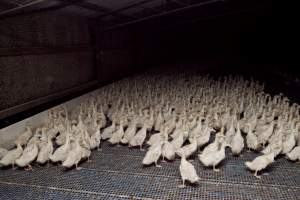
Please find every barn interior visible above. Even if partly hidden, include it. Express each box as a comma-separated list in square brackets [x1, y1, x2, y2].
[0, 0, 299, 199]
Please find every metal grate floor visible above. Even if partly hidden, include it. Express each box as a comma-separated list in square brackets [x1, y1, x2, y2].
[0, 142, 300, 200]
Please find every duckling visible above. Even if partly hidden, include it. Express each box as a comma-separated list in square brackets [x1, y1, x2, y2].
[176, 137, 197, 159]
[0, 143, 23, 169]
[142, 141, 162, 167]
[286, 146, 300, 161]
[89, 125, 101, 150]
[101, 121, 116, 140]
[245, 151, 275, 179]
[62, 137, 83, 170]
[230, 123, 244, 156]
[14, 126, 33, 146]
[50, 133, 71, 163]
[121, 119, 137, 144]
[15, 136, 39, 170]
[37, 133, 54, 165]
[129, 124, 147, 150]
[109, 121, 125, 145]
[199, 141, 226, 172]
[0, 148, 8, 160]
[225, 119, 236, 146]
[282, 132, 296, 154]
[178, 153, 200, 188]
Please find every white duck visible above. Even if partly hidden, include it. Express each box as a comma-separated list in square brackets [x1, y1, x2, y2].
[0, 148, 8, 160]
[62, 137, 83, 170]
[14, 126, 33, 146]
[162, 140, 175, 161]
[282, 132, 296, 154]
[178, 153, 200, 188]
[170, 131, 185, 151]
[89, 125, 101, 150]
[129, 124, 147, 150]
[199, 141, 226, 172]
[257, 121, 275, 147]
[15, 136, 39, 170]
[286, 146, 300, 161]
[109, 121, 125, 145]
[246, 124, 261, 151]
[230, 123, 244, 156]
[0, 143, 23, 169]
[101, 121, 116, 140]
[147, 132, 162, 146]
[196, 125, 214, 148]
[50, 133, 71, 163]
[176, 137, 197, 159]
[121, 119, 137, 144]
[142, 141, 162, 167]
[36, 134, 54, 165]
[245, 151, 275, 179]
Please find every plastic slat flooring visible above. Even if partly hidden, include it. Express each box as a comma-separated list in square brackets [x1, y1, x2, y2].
[0, 142, 300, 200]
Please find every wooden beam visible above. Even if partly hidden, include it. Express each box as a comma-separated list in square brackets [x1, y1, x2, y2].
[0, 45, 93, 57]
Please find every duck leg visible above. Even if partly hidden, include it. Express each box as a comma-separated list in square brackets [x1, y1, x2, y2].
[254, 170, 261, 179]
[213, 165, 220, 172]
[25, 164, 33, 171]
[140, 145, 145, 151]
[12, 163, 16, 170]
[76, 164, 82, 170]
[161, 156, 166, 163]
[87, 157, 92, 163]
[178, 179, 185, 188]
[155, 160, 162, 168]
[97, 146, 102, 151]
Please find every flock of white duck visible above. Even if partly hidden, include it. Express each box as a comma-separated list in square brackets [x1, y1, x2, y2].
[1, 71, 300, 187]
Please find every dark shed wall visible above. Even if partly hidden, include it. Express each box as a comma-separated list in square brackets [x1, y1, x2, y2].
[0, 12, 96, 119]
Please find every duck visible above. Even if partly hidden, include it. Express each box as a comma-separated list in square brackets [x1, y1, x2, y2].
[246, 123, 261, 151]
[0, 148, 8, 160]
[121, 119, 137, 144]
[0, 143, 23, 169]
[142, 141, 162, 167]
[14, 125, 33, 146]
[162, 140, 176, 161]
[154, 110, 164, 131]
[257, 121, 275, 147]
[201, 127, 225, 156]
[50, 133, 71, 163]
[147, 132, 162, 146]
[230, 123, 244, 156]
[109, 121, 125, 145]
[196, 124, 214, 148]
[178, 153, 200, 188]
[89, 125, 101, 150]
[129, 124, 147, 150]
[15, 136, 39, 170]
[101, 121, 116, 140]
[245, 151, 275, 179]
[36, 134, 54, 165]
[199, 141, 226, 172]
[170, 131, 185, 151]
[62, 136, 83, 170]
[286, 146, 300, 161]
[282, 131, 296, 154]
[176, 137, 197, 159]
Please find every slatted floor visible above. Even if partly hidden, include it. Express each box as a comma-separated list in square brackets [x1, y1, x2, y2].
[0, 142, 300, 200]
